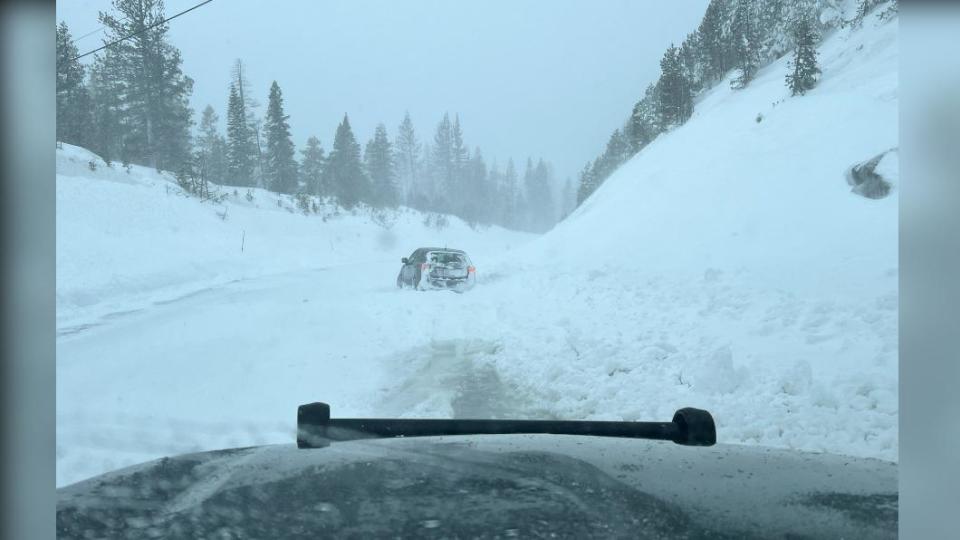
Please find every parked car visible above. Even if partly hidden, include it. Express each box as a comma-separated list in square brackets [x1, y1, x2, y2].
[397, 247, 476, 292]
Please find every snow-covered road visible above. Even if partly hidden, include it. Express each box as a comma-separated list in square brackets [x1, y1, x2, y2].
[57, 255, 549, 486]
[58, 250, 898, 487]
[56, 260, 456, 485]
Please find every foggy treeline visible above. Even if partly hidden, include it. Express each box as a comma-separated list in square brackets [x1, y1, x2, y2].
[57, 0, 893, 232]
[55, 0, 563, 233]
[574, 0, 894, 207]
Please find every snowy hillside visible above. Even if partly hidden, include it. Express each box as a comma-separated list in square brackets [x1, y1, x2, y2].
[479, 12, 898, 457]
[57, 11, 897, 488]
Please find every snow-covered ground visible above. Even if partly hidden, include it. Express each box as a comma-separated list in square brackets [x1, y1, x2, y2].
[57, 12, 898, 487]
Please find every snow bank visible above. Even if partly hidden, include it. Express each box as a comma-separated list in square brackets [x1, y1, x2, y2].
[467, 12, 899, 460]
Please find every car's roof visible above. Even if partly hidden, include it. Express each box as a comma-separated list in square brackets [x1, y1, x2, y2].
[57, 436, 896, 538]
[417, 247, 466, 253]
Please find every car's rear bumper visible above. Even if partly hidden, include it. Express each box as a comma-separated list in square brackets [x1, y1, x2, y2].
[424, 276, 474, 290]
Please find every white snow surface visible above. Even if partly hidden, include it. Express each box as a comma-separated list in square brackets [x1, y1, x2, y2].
[57, 14, 898, 487]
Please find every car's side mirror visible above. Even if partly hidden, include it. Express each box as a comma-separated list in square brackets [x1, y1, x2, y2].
[401, 257, 408, 264]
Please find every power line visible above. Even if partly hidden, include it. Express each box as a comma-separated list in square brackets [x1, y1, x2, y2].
[72, 0, 214, 62]
[73, 25, 106, 43]
[72, 13, 133, 44]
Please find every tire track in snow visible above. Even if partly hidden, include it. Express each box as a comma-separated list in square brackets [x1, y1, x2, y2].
[56, 266, 335, 338]
[376, 339, 546, 420]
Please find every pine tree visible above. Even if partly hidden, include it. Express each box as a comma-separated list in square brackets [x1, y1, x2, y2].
[432, 113, 455, 211]
[364, 123, 397, 208]
[394, 112, 421, 206]
[197, 105, 227, 185]
[300, 136, 326, 197]
[757, 0, 786, 55]
[464, 147, 489, 224]
[502, 158, 518, 228]
[225, 84, 255, 186]
[657, 45, 693, 127]
[627, 96, 655, 155]
[560, 176, 576, 219]
[56, 22, 93, 148]
[589, 157, 604, 195]
[451, 114, 468, 195]
[853, 0, 882, 27]
[697, 0, 728, 82]
[785, 17, 821, 96]
[263, 81, 298, 194]
[198, 106, 218, 153]
[678, 32, 705, 94]
[414, 141, 434, 210]
[88, 46, 124, 162]
[209, 136, 227, 186]
[229, 59, 264, 187]
[597, 129, 631, 182]
[527, 159, 554, 232]
[486, 160, 503, 225]
[576, 161, 597, 206]
[324, 114, 369, 209]
[730, 0, 760, 89]
[94, 0, 194, 170]
[522, 157, 536, 226]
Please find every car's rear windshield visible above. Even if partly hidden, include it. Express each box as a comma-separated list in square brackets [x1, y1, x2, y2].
[428, 251, 467, 265]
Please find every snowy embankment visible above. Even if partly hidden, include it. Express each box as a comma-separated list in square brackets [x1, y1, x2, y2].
[468, 12, 899, 460]
[57, 11, 897, 487]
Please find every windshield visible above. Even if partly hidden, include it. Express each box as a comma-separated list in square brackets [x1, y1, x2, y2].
[55, 0, 899, 536]
[428, 252, 467, 265]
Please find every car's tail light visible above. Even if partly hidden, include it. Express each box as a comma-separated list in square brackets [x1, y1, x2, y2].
[467, 266, 476, 273]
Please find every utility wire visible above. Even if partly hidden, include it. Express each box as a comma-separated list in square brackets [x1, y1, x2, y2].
[72, 13, 134, 43]
[73, 25, 106, 42]
[72, 0, 214, 62]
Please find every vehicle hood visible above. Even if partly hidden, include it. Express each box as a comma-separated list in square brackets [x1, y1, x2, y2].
[57, 435, 897, 539]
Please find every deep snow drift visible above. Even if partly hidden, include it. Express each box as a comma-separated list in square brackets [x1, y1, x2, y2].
[57, 11, 898, 487]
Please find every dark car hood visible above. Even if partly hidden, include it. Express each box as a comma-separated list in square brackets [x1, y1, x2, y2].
[57, 435, 897, 539]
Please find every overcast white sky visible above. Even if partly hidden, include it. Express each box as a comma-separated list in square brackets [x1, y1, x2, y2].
[57, 0, 709, 182]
